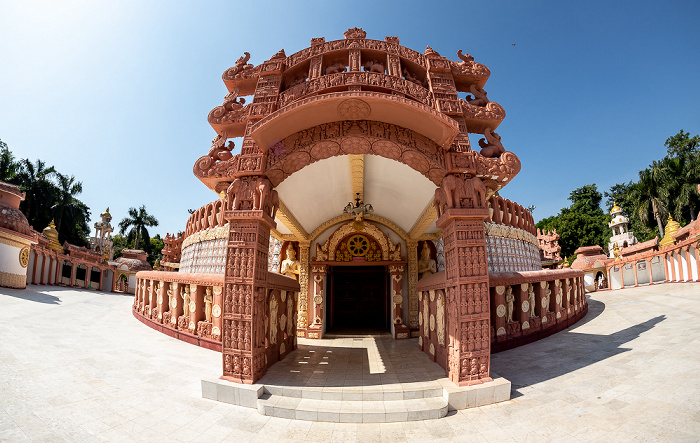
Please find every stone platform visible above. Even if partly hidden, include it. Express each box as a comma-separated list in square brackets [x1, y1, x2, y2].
[202, 335, 511, 422]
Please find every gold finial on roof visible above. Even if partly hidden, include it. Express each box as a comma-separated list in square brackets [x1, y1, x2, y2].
[611, 202, 622, 214]
[659, 215, 681, 247]
[42, 220, 63, 252]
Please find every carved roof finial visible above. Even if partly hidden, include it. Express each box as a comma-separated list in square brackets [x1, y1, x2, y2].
[385, 36, 399, 44]
[344, 27, 367, 39]
[310, 37, 325, 47]
[424, 46, 440, 56]
[270, 49, 286, 60]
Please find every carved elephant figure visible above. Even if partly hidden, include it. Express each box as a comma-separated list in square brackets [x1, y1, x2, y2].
[325, 62, 346, 75]
[434, 187, 448, 216]
[267, 189, 279, 220]
[440, 175, 487, 209]
[226, 178, 244, 210]
[363, 59, 384, 73]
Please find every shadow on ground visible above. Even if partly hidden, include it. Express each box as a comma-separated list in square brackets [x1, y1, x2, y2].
[492, 297, 665, 397]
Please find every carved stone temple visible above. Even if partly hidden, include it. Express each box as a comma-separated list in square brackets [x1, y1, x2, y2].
[132, 29, 586, 393]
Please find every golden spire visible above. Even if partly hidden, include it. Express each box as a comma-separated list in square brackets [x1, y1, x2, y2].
[611, 202, 622, 214]
[659, 215, 681, 247]
[42, 220, 63, 252]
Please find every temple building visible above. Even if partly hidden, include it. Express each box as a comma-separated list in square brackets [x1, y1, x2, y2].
[608, 202, 638, 257]
[132, 29, 588, 414]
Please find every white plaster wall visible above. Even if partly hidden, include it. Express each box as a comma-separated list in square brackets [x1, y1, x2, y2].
[622, 264, 635, 287]
[0, 242, 28, 278]
[128, 275, 137, 291]
[35, 254, 44, 284]
[690, 246, 698, 281]
[679, 250, 688, 281]
[583, 272, 596, 292]
[24, 250, 36, 284]
[636, 261, 650, 285]
[610, 267, 622, 290]
[103, 270, 114, 292]
[650, 256, 666, 282]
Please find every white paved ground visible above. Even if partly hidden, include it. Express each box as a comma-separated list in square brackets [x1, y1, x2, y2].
[1, 282, 699, 442]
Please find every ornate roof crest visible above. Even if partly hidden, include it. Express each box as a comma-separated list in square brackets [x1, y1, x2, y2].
[344, 27, 367, 39]
[424, 46, 440, 56]
[270, 49, 286, 59]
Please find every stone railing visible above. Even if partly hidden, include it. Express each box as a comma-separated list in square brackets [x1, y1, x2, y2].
[132, 271, 301, 358]
[415, 268, 586, 363]
[184, 199, 227, 237]
[487, 195, 536, 236]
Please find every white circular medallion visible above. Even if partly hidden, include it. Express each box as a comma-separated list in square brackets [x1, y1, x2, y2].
[213, 304, 221, 318]
[521, 301, 529, 313]
[522, 321, 530, 330]
[429, 314, 435, 331]
[541, 298, 548, 309]
[189, 301, 196, 313]
[496, 304, 506, 317]
[496, 327, 506, 336]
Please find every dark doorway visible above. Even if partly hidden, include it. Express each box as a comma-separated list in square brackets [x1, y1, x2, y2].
[329, 266, 388, 333]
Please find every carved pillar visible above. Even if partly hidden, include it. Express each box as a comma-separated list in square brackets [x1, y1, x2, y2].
[387, 54, 401, 77]
[297, 241, 310, 333]
[212, 286, 223, 340]
[407, 240, 419, 332]
[492, 286, 506, 342]
[157, 280, 167, 323]
[310, 55, 323, 79]
[389, 265, 409, 339]
[553, 279, 562, 321]
[685, 247, 693, 282]
[648, 260, 654, 285]
[436, 206, 491, 386]
[30, 254, 38, 284]
[188, 284, 203, 333]
[633, 262, 639, 286]
[517, 283, 530, 333]
[670, 253, 677, 281]
[169, 282, 181, 328]
[98, 268, 103, 291]
[307, 265, 327, 339]
[222, 205, 273, 384]
[695, 244, 700, 281]
[70, 263, 76, 287]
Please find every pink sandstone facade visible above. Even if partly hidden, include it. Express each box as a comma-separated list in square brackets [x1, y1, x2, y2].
[132, 29, 587, 387]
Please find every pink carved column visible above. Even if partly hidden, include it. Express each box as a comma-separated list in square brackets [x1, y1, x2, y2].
[562, 278, 571, 316]
[648, 259, 654, 285]
[212, 286, 223, 341]
[695, 247, 700, 281]
[390, 265, 410, 339]
[98, 268, 103, 291]
[633, 262, 639, 286]
[663, 253, 670, 282]
[70, 263, 76, 287]
[436, 202, 491, 386]
[536, 281, 547, 326]
[222, 199, 275, 384]
[685, 247, 693, 282]
[307, 265, 327, 339]
[552, 279, 562, 322]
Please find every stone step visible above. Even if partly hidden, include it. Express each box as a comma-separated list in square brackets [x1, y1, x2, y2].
[257, 394, 449, 422]
[262, 383, 443, 401]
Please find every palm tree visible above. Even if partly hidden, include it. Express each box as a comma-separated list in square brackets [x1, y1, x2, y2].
[52, 173, 83, 234]
[630, 164, 667, 238]
[13, 158, 56, 224]
[119, 205, 159, 250]
[0, 141, 18, 181]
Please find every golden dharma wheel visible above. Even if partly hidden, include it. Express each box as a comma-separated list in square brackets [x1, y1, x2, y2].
[347, 235, 369, 256]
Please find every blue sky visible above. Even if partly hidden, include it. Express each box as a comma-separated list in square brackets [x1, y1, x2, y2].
[1, 0, 698, 238]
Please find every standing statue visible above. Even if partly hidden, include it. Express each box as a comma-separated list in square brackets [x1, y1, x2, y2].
[204, 287, 213, 323]
[181, 286, 190, 317]
[528, 284, 536, 317]
[505, 286, 514, 323]
[417, 242, 437, 280]
[280, 244, 300, 280]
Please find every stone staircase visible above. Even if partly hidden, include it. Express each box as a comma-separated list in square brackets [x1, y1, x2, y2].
[256, 384, 448, 422]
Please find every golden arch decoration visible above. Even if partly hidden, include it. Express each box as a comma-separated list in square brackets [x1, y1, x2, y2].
[320, 220, 401, 262]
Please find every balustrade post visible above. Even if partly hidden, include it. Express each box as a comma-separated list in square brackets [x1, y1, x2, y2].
[517, 283, 531, 334]
[685, 247, 693, 282]
[389, 265, 409, 339]
[157, 280, 167, 323]
[188, 284, 203, 334]
[307, 265, 327, 339]
[212, 286, 223, 340]
[553, 279, 562, 321]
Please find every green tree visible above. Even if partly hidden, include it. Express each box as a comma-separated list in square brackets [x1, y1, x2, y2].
[112, 234, 128, 259]
[629, 164, 668, 238]
[13, 158, 56, 226]
[52, 173, 84, 233]
[0, 140, 18, 181]
[147, 235, 164, 266]
[118, 205, 159, 250]
[536, 184, 610, 257]
[662, 130, 700, 222]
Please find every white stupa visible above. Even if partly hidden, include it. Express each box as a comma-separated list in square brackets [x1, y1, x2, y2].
[608, 202, 637, 258]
